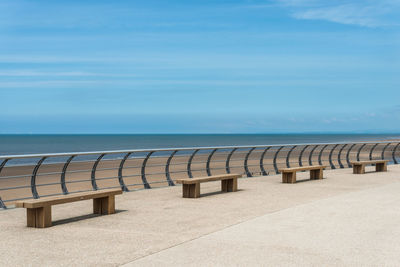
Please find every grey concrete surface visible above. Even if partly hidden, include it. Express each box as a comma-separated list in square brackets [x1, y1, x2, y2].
[127, 179, 400, 267]
[1, 165, 400, 266]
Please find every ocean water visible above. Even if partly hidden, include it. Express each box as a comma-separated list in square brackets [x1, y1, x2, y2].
[1, 134, 400, 156]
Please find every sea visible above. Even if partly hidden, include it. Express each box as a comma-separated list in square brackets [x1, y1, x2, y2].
[1, 134, 400, 156]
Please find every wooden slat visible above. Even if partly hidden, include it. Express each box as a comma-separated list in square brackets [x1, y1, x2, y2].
[351, 160, 389, 165]
[175, 174, 241, 184]
[16, 189, 122, 209]
[280, 165, 326, 173]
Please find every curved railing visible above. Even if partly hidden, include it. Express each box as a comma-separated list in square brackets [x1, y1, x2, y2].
[1, 141, 399, 208]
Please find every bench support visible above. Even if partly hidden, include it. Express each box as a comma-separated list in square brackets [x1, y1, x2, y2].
[27, 206, 52, 228]
[282, 172, 296, 184]
[353, 162, 387, 174]
[182, 183, 200, 198]
[310, 169, 323, 180]
[221, 178, 238, 192]
[93, 195, 115, 215]
[353, 164, 365, 174]
[376, 162, 387, 172]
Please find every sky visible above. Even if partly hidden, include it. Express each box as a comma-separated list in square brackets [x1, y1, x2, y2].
[1, 0, 399, 134]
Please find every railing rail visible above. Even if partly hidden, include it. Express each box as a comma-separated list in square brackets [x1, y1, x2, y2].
[1, 140, 399, 209]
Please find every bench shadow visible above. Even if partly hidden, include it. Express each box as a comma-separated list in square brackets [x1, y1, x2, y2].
[200, 189, 244, 198]
[357, 171, 384, 174]
[52, 209, 127, 226]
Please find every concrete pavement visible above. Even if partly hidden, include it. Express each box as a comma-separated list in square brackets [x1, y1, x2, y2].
[1, 165, 400, 266]
[127, 180, 400, 266]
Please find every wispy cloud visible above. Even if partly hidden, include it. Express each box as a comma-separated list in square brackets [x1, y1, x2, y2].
[277, 0, 400, 27]
[0, 70, 138, 77]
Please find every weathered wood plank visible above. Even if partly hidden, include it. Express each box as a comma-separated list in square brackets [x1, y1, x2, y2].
[176, 174, 241, 184]
[16, 189, 122, 209]
[351, 160, 389, 165]
[280, 165, 326, 173]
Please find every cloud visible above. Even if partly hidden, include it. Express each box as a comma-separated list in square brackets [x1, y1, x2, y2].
[0, 70, 138, 78]
[277, 0, 400, 27]
[0, 71, 94, 77]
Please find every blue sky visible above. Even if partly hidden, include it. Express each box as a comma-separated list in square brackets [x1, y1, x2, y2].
[1, 0, 399, 133]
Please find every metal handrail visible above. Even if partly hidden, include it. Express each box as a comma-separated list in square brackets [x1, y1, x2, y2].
[0, 140, 399, 209]
[0, 140, 397, 160]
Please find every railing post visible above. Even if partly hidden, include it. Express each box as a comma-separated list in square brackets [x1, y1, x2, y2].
[318, 145, 328, 166]
[118, 153, 131, 192]
[165, 150, 177, 186]
[346, 144, 356, 167]
[226, 148, 237, 174]
[273, 146, 284, 174]
[141, 151, 153, 189]
[298, 145, 309, 167]
[259, 147, 271, 176]
[381, 143, 391, 160]
[61, 155, 75, 194]
[337, 144, 347, 169]
[91, 154, 105, 190]
[328, 144, 339, 169]
[393, 143, 400, 164]
[308, 145, 319, 166]
[187, 149, 199, 178]
[31, 157, 47, 199]
[369, 143, 379, 160]
[244, 147, 256, 177]
[0, 198, 5, 209]
[0, 159, 9, 209]
[356, 144, 367, 161]
[206, 149, 218, 176]
[286, 145, 297, 168]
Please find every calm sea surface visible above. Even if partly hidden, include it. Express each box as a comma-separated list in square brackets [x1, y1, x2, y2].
[1, 134, 400, 156]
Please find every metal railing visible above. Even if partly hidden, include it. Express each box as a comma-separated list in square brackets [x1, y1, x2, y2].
[1, 141, 399, 208]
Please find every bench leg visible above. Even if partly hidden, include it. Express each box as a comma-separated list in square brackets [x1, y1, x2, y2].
[282, 172, 296, 183]
[27, 206, 52, 228]
[221, 178, 238, 192]
[182, 184, 200, 198]
[310, 169, 323, 180]
[353, 164, 365, 174]
[182, 184, 190, 198]
[376, 162, 387, 172]
[93, 196, 115, 215]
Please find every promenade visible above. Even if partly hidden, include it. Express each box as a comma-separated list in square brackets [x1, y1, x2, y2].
[2, 165, 400, 266]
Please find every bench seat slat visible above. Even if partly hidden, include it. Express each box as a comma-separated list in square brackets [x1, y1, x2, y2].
[15, 189, 122, 209]
[279, 165, 326, 172]
[350, 160, 389, 165]
[175, 174, 241, 184]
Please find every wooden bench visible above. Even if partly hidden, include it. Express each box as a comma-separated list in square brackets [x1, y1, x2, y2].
[16, 189, 122, 228]
[175, 174, 241, 198]
[351, 160, 389, 174]
[279, 165, 326, 184]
